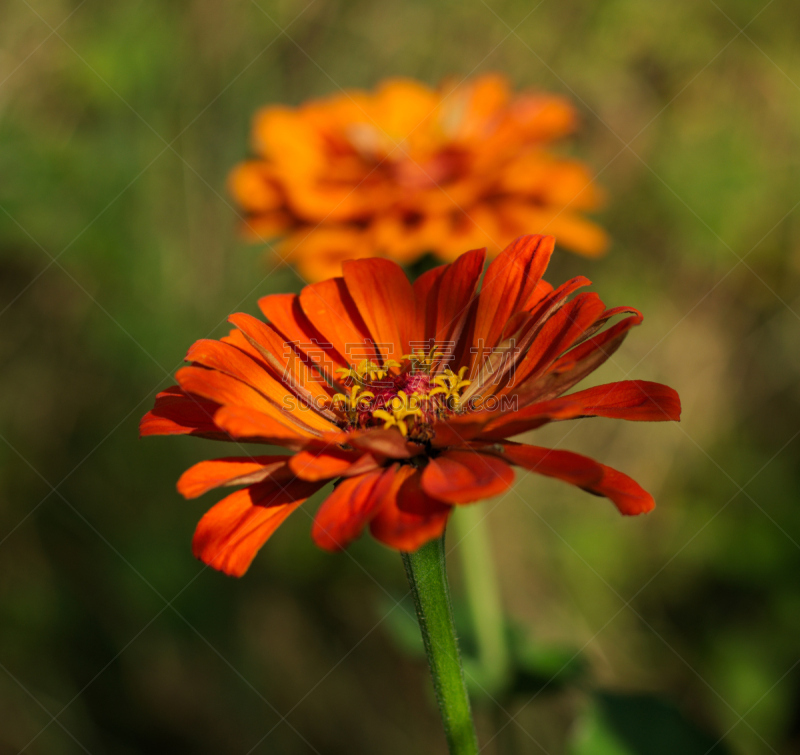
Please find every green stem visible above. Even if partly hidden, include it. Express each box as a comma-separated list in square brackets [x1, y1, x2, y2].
[454, 505, 511, 697]
[402, 535, 479, 755]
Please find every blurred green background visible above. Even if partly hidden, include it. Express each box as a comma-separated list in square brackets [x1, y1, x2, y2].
[2, 0, 799, 752]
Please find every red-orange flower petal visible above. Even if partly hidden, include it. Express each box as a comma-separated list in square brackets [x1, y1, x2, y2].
[517, 310, 644, 403]
[289, 447, 378, 481]
[226, 312, 337, 424]
[311, 467, 393, 551]
[421, 449, 515, 504]
[417, 247, 485, 348]
[258, 292, 348, 377]
[175, 365, 322, 441]
[510, 292, 607, 389]
[299, 277, 379, 368]
[341, 258, 414, 364]
[139, 386, 224, 440]
[144, 233, 679, 574]
[468, 400, 587, 441]
[178, 456, 292, 499]
[471, 235, 556, 356]
[369, 465, 451, 551]
[192, 477, 326, 577]
[393, 467, 453, 516]
[497, 443, 654, 515]
[556, 380, 681, 422]
[185, 338, 301, 411]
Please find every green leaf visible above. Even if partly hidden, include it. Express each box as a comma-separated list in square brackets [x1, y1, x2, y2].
[570, 692, 733, 755]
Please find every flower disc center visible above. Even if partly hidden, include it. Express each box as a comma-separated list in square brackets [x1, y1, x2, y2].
[331, 349, 471, 440]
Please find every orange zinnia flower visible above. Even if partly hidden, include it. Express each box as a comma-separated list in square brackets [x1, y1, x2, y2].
[141, 235, 678, 577]
[230, 76, 608, 281]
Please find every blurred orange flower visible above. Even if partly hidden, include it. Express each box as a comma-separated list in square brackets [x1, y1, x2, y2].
[230, 76, 609, 281]
[141, 235, 678, 577]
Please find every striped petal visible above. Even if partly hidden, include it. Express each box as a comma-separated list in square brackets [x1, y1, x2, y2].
[515, 311, 643, 404]
[258, 292, 348, 379]
[175, 366, 321, 440]
[470, 235, 555, 362]
[299, 277, 379, 368]
[342, 258, 414, 364]
[414, 248, 485, 356]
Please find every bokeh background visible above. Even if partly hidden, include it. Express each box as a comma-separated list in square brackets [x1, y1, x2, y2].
[2, 0, 800, 752]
